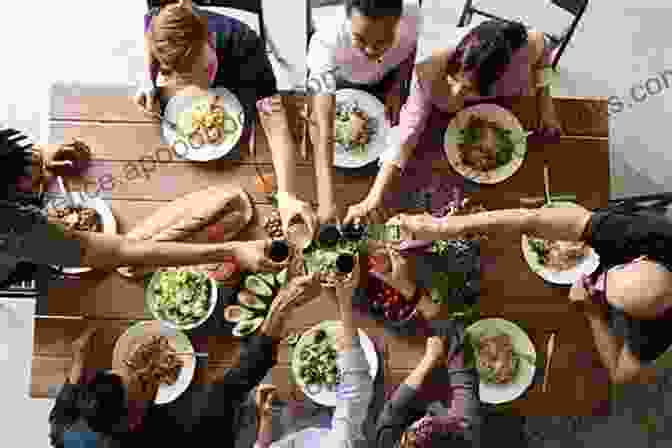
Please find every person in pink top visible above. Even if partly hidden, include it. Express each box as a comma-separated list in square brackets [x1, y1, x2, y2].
[344, 20, 563, 226]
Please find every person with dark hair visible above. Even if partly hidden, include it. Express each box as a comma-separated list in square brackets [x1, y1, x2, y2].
[307, 0, 421, 122]
[375, 333, 480, 448]
[343, 20, 562, 226]
[0, 127, 286, 291]
[49, 274, 324, 447]
[134, 0, 277, 124]
[389, 202, 672, 384]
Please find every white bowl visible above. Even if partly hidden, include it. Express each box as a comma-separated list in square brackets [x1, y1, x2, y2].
[146, 270, 218, 331]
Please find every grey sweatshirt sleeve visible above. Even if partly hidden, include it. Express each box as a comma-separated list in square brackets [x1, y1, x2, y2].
[328, 335, 375, 448]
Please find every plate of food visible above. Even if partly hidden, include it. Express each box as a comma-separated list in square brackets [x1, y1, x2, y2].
[163, 87, 245, 162]
[444, 104, 527, 184]
[466, 318, 536, 404]
[334, 89, 389, 168]
[521, 201, 600, 285]
[146, 268, 218, 330]
[291, 320, 378, 407]
[112, 320, 195, 405]
[223, 268, 290, 337]
[46, 192, 117, 274]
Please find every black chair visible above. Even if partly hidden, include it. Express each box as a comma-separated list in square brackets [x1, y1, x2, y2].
[603, 192, 672, 217]
[147, 0, 267, 45]
[457, 0, 588, 69]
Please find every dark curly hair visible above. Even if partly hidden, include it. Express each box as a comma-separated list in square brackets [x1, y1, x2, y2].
[448, 20, 528, 97]
[345, 0, 404, 19]
[0, 127, 63, 290]
[79, 371, 128, 434]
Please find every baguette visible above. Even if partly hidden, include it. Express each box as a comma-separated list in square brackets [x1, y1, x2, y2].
[117, 185, 253, 278]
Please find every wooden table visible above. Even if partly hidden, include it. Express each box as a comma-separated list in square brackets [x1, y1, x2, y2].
[32, 84, 610, 416]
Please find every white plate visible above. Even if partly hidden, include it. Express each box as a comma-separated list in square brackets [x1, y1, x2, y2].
[444, 103, 527, 184]
[46, 192, 117, 274]
[292, 320, 379, 407]
[163, 87, 245, 162]
[112, 321, 196, 405]
[334, 89, 390, 168]
[146, 269, 219, 331]
[466, 318, 536, 404]
[521, 201, 600, 285]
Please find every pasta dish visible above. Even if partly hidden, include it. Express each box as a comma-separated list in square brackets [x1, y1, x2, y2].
[177, 95, 239, 148]
[476, 332, 518, 384]
[458, 116, 517, 172]
[335, 101, 376, 156]
[124, 336, 183, 387]
[528, 238, 588, 271]
[47, 207, 101, 232]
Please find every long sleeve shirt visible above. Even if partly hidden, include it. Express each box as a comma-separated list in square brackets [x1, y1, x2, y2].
[380, 27, 554, 171]
[47, 335, 279, 447]
[256, 335, 374, 448]
[375, 351, 480, 447]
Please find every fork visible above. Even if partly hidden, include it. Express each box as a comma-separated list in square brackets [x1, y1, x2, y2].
[149, 112, 178, 131]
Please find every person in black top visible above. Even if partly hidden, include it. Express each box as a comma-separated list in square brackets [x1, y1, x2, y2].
[390, 204, 672, 384]
[48, 274, 323, 447]
[0, 128, 286, 290]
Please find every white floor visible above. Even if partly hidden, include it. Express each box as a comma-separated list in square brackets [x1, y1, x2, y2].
[1, 0, 671, 444]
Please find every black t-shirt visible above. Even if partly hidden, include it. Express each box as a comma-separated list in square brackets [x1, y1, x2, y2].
[585, 210, 672, 362]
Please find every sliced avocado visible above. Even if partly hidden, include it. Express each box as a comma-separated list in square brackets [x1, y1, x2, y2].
[244, 275, 273, 297]
[276, 268, 288, 287]
[258, 272, 276, 289]
[223, 305, 253, 323]
[237, 289, 268, 311]
[232, 317, 264, 337]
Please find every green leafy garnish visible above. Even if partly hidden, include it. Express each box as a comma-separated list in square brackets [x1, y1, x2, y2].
[528, 238, 549, 265]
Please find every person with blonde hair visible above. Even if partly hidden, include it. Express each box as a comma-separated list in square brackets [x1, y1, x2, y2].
[134, 0, 277, 121]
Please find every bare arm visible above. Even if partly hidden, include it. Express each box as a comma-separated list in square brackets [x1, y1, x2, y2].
[440, 206, 593, 242]
[259, 96, 300, 194]
[311, 94, 337, 208]
[571, 281, 657, 385]
[529, 31, 559, 126]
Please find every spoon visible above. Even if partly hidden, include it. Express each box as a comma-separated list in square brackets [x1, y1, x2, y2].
[56, 176, 77, 208]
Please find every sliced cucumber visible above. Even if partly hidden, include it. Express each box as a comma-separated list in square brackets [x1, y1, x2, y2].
[276, 268, 288, 287]
[223, 305, 254, 323]
[232, 317, 264, 337]
[244, 275, 273, 297]
[237, 289, 268, 311]
[258, 272, 276, 289]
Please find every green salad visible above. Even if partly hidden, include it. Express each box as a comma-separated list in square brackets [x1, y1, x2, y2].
[150, 270, 211, 326]
[297, 329, 339, 390]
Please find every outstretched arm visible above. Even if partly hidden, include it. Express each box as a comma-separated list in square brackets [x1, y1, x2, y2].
[393, 205, 593, 242]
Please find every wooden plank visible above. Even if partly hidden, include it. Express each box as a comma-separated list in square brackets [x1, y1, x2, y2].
[50, 88, 606, 138]
[49, 109, 308, 167]
[41, 138, 606, 210]
[421, 137, 610, 211]
[43, 160, 374, 207]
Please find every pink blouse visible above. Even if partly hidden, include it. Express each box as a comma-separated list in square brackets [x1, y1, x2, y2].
[384, 35, 551, 170]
